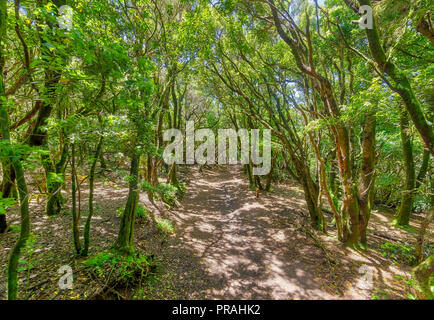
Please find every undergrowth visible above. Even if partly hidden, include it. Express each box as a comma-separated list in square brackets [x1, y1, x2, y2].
[83, 249, 159, 292]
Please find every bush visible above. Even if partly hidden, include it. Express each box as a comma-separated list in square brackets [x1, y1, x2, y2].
[156, 183, 178, 206]
[141, 181, 186, 207]
[83, 250, 159, 288]
[156, 218, 175, 234]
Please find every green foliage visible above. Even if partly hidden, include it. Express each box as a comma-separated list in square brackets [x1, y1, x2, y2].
[18, 233, 42, 293]
[83, 250, 159, 288]
[156, 183, 179, 206]
[156, 218, 175, 235]
[141, 181, 185, 207]
[378, 242, 415, 265]
[136, 205, 150, 220]
[0, 192, 16, 215]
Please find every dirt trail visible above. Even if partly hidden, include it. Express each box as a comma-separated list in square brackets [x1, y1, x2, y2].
[169, 165, 338, 299]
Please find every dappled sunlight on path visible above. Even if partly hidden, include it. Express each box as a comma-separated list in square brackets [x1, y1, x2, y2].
[169, 165, 337, 299]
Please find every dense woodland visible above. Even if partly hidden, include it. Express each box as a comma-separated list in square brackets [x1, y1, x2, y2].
[0, 0, 433, 300]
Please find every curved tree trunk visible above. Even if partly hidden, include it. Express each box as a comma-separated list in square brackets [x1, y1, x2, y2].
[357, 0, 434, 156]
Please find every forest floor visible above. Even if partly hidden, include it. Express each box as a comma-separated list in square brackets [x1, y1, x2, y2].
[0, 165, 432, 300]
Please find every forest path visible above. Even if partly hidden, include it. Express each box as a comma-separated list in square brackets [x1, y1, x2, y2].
[168, 165, 337, 299]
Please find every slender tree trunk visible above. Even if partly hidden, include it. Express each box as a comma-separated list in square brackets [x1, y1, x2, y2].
[166, 162, 178, 185]
[359, 112, 377, 247]
[416, 150, 430, 189]
[82, 137, 103, 256]
[0, 0, 8, 235]
[396, 110, 416, 226]
[1, 4, 31, 297]
[99, 151, 106, 170]
[115, 151, 140, 255]
[415, 173, 433, 264]
[265, 152, 277, 192]
[6, 155, 30, 300]
[70, 143, 81, 254]
[298, 165, 324, 230]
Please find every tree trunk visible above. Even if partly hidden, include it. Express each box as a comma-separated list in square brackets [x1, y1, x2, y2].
[396, 110, 416, 226]
[70, 143, 81, 254]
[6, 154, 30, 300]
[415, 173, 433, 264]
[413, 254, 434, 300]
[416, 150, 430, 189]
[265, 152, 277, 192]
[1, 4, 31, 297]
[115, 151, 140, 255]
[82, 137, 103, 256]
[166, 162, 178, 185]
[43, 143, 68, 216]
[359, 111, 377, 247]
[358, 0, 434, 156]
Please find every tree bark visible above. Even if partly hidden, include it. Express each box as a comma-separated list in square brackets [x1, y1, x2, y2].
[359, 111, 377, 246]
[396, 110, 416, 226]
[115, 151, 140, 255]
[70, 143, 81, 254]
[413, 254, 434, 299]
[82, 136, 103, 256]
[1, 2, 31, 297]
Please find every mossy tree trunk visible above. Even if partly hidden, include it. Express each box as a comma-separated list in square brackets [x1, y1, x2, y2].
[413, 254, 434, 299]
[70, 143, 81, 254]
[43, 143, 68, 216]
[0, 0, 7, 235]
[396, 110, 416, 226]
[25, 0, 63, 216]
[115, 151, 140, 255]
[359, 111, 377, 247]
[357, 0, 434, 156]
[1, 2, 31, 298]
[415, 174, 433, 264]
[82, 136, 103, 256]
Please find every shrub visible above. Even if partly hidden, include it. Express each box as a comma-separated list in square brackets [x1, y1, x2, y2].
[156, 183, 178, 206]
[83, 250, 159, 288]
[140, 181, 186, 207]
[156, 218, 175, 234]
